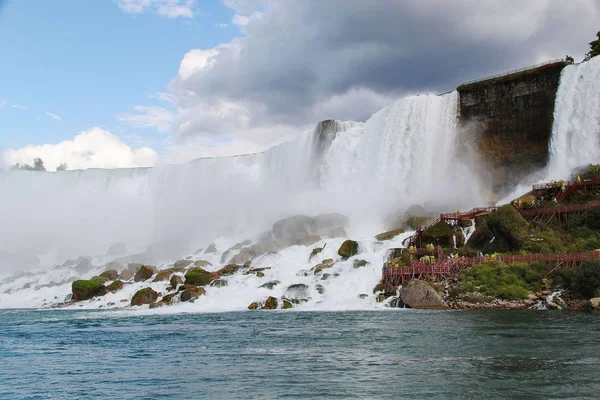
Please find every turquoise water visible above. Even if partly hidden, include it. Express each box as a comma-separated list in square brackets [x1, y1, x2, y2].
[1, 309, 599, 399]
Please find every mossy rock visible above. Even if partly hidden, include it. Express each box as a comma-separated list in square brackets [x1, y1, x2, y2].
[131, 287, 158, 306]
[72, 279, 108, 301]
[454, 231, 466, 248]
[421, 222, 454, 247]
[404, 215, 432, 230]
[91, 275, 111, 284]
[106, 280, 124, 293]
[263, 296, 278, 310]
[466, 223, 494, 250]
[256, 271, 265, 278]
[99, 269, 118, 280]
[458, 219, 473, 228]
[375, 228, 404, 241]
[353, 259, 369, 268]
[486, 205, 530, 251]
[248, 302, 259, 310]
[338, 240, 359, 259]
[572, 164, 600, 180]
[162, 293, 178, 303]
[134, 265, 155, 282]
[474, 213, 490, 228]
[184, 268, 218, 286]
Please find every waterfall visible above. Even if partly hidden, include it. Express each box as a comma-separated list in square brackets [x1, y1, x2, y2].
[547, 56, 600, 179]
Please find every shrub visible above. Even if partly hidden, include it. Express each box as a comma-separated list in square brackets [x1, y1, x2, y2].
[459, 262, 531, 300]
[555, 262, 600, 299]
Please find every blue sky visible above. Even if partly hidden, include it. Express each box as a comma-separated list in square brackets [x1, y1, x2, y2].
[0, 0, 235, 151]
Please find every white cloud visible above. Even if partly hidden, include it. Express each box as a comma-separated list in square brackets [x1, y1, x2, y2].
[117, 105, 175, 133]
[114, 0, 196, 18]
[216, 23, 229, 28]
[2, 128, 158, 171]
[45, 111, 61, 121]
[12, 105, 26, 110]
[0, 101, 6, 109]
[231, 11, 262, 27]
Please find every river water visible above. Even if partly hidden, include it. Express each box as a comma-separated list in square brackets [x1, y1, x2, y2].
[1, 309, 599, 399]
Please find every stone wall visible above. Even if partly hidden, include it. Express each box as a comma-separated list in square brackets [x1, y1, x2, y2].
[457, 61, 568, 191]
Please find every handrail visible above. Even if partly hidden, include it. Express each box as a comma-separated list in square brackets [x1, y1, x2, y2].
[458, 59, 565, 88]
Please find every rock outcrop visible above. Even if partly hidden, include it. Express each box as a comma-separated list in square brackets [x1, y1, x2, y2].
[131, 287, 158, 306]
[134, 265, 156, 282]
[184, 268, 218, 286]
[338, 240, 359, 259]
[71, 279, 108, 301]
[399, 280, 448, 309]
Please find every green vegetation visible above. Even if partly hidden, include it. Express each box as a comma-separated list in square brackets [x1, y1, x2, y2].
[456, 262, 551, 300]
[584, 31, 600, 62]
[421, 222, 453, 248]
[184, 267, 217, 286]
[71, 278, 108, 301]
[486, 205, 529, 251]
[375, 228, 404, 241]
[555, 262, 600, 299]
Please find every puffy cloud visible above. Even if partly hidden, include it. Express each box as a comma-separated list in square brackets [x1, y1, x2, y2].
[161, 0, 599, 145]
[117, 105, 175, 133]
[45, 111, 61, 121]
[2, 128, 158, 171]
[114, 0, 196, 18]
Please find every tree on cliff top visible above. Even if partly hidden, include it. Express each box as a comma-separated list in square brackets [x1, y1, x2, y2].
[584, 30, 600, 62]
[11, 157, 46, 171]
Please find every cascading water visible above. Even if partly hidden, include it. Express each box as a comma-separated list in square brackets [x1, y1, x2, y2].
[0, 91, 485, 310]
[547, 56, 600, 179]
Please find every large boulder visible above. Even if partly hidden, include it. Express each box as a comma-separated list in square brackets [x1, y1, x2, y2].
[134, 265, 156, 282]
[375, 228, 405, 241]
[263, 296, 278, 310]
[72, 279, 108, 301]
[485, 205, 529, 251]
[259, 280, 280, 290]
[204, 243, 218, 254]
[106, 280, 124, 293]
[216, 264, 241, 276]
[131, 287, 158, 306]
[421, 222, 453, 248]
[170, 275, 184, 289]
[284, 284, 310, 300]
[153, 268, 179, 282]
[180, 286, 206, 302]
[99, 269, 119, 280]
[338, 240, 359, 259]
[173, 259, 194, 269]
[184, 268, 219, 286]
[399, 280, 448, 309]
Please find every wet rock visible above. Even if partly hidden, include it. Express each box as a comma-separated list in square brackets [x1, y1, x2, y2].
[322, 258, 334, 265]
[216, 264, 241, 276]
[259, 280, 280, 290]
[315, 284, 325, 295]
[106, 280, 124, 293]
[91, 275, 111, 284]
[180, 286, 206, 302]
[170, 275, 184, 289]
[375, 228, 405, 241]
[358, 294, 368, 299]
[590, 297, 600, 310]
[243, 260, 252, 268]
[312, 263, 332, 274]
[131, 287, 158, 306]
[184, 268, 219, 286]
[149, 301, 167, 309]
[399, 280, 448, 309]
[389, 297, 406, 308]
[210, 279, 228, 288]
[338, 240, 359, 259]
[204, 243, 218, 254]
[309, 246, 324, 262]
[71, 279, 108, 301]
[134, 265, 156, 282]
[99, 269, 119, 280]
[459, 219, 473, 228]
[284, 284, 310, 300]
[162, 293, 178, 303]
[173, 259, 194, 269]
[194, 260, 212, 268]
[153, 268, 182, 282]
[282, 298, 293, 309]
[256, 271, 265, 278]
[353, 259, 369, 268]
[321, 273, 331, 280]
[263, 296, 278, 310]
[248, 302, 260, 310]
[119, 269, 135, 281]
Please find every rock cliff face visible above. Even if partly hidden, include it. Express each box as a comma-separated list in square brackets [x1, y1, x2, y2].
[457, 61, 568, 190]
